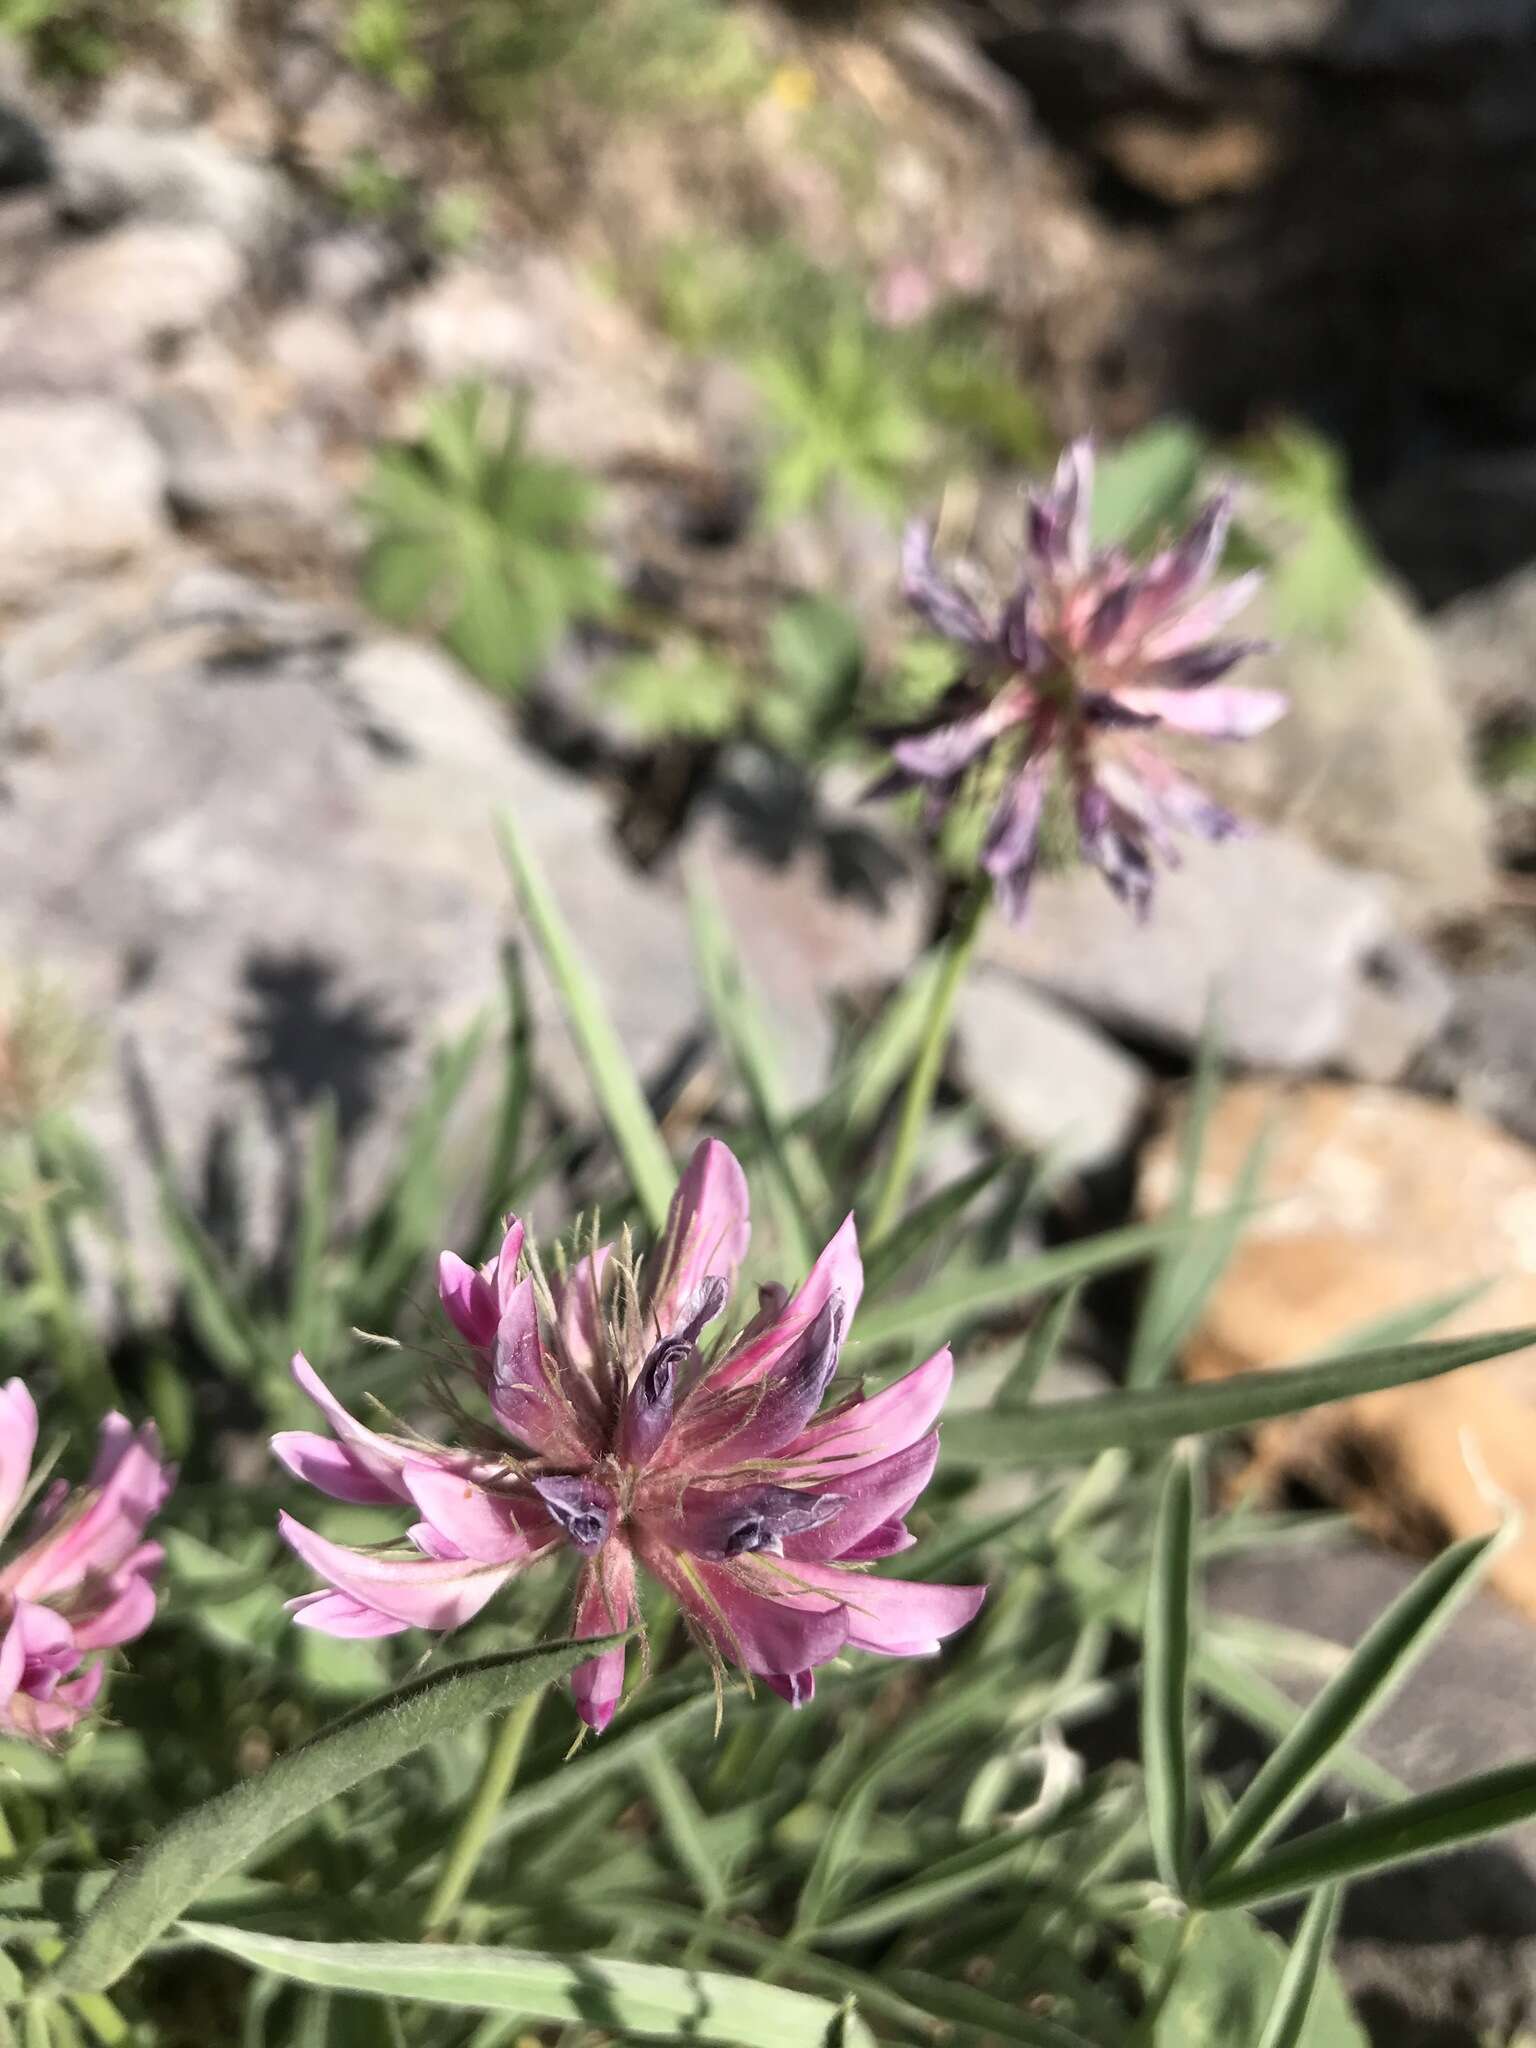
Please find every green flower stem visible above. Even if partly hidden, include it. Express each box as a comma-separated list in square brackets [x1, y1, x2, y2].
[867, 879, 991, 1247]
[421, 1692, 543, 1935]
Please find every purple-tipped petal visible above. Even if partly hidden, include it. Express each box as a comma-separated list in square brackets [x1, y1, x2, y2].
[836, 1518, 917, 1562]
[782, 1435, 939, 1564]
[711, 1215, 863, 1394]
[620, 1331, 688, 1469]
[788, 1347, 954, 1477]
[981, 763, 1047, 902]
[279, 1512, 522, 1631]
[666, 1483, 846, 1562]
[902, 520, 992, 647]
[531, 1475, 617, 1556]
[71, 1568, 159, 1652]
[679, 1296, 846, 1473]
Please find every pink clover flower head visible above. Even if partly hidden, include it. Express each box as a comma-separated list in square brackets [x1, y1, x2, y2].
[880, 439, 1287, 921]
[0, 1382, 173, 1746]
[276, 1139, 984, 1732]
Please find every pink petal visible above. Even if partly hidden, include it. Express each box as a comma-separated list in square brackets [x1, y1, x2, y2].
[788, 1348, 954, 1477]
[762, 1668, 816, 1707]
[7, 1424, 171, 1602]
[0, 1380, 37, 1535]
[780, 1561, 985, 1656]
[654, 1551, 850, 1681]
[437, 1251, 499, 1351]
[13, 1600, 78, 1695]
[278, 1355, 420, 1505]
[288, 1590, 411, 1638]
[270, 1431, 404, 1506]
[781, 1436, 939, 1564]
[710, 1214, 863, 1393]
[571, 1545, 636, 1734]
[1113, 683, 1287, 739]
[401, 1468, 545, 1566]
[902, 519, 993, 647]
[278, 1512, 523, 1631]
[1141, 569, 1263, 659]
[72, 1569, 159, 1651]
[837, 1519, 916, 1562]
[489, 1218, 528, 1316]
[647, 1140, 751, 1338]
[672, 1298, 847, 1474]
[550, 1243, 613, 1376]
[489, 1277, 601, 1461]
[0, 1612, 23, 1706]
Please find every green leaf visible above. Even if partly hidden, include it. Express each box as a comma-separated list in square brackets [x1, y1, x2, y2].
[1200, 1524, 1509, 1884]
[860, 1157, 1008, 1301]
[996, 1282, 1081, 1411]
[855, 1213, 1225, 1349]
[1257, 1882, 1345, 2048]
[496, 808, 674, 1233]
[176, 1927, 876, 2048]
[1134, 1912, 1364, 2048]
[638, 1749, 728, 1913]
[1143, 1447, 1197, 1894]
[939, 1325, 1536, 1467]
[1197, 1760, 1536, 1911]
[52, 1640, 612, 1995]
[1089, 424, 1208, 550]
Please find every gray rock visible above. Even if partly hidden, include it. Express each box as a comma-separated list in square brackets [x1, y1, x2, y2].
[145, 390, 344, 565]
[0, 224, 246, 392]
[677, 772, 926, 1105]
[0, 400, 166, 606]
[0, 591, 700, 1291]
[954, 969, 1148, 1177]
[1193, 578, 1494, 926]
[51, 123, 292, 258]
[1436, 559, 1536, 727]
[1416, 957, 1536, 1150]
[984, 832, 1452, 1078]
[1210, 1535, 1536, 2047]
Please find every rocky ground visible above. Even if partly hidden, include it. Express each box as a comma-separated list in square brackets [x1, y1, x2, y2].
[7, 3, 1536, 2039]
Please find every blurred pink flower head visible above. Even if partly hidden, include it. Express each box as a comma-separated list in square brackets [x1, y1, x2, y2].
[0, 1383, 172, 1746]
[275, 1140, 983, 1732]
[879, 439, 1287, 921]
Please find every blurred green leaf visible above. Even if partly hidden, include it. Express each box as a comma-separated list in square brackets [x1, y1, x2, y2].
[359, 383, 614, 696]
[1090, 424, 1208, 550]
[178, 1927, 877, 2046]
[942, 1325, 1536, 1466]
[1257, 1882, 1345, 2048]
[1134, 1911, 1363, 2047]
[1198, 1759, 1536, 1911]
[1200, 1524, 1509, 1884]
[54, 1641, 615, 1995]
[1143, 1447, 1197, 1895]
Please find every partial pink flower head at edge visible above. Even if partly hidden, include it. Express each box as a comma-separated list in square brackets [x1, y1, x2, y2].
[0, 1380, 173, 1745]
[274, 1139, 985, 1732]
[878, 438, 1288, 921]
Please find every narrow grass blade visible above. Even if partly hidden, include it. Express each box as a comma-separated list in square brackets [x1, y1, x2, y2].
[638, 1749, 728, 1913]
[816, 953, 943, 1149]
[1256, 1881, 1344, 2048]
[53, 1640, 615, 1994]
[290, 1098, 338, 1358]
[861, 1157, 1008, 1299]
[1143, 1447, 1197, 1894]
[855, 1213, 1224, 1350]
[688, 877, 828, 1265]
[996, 1283, 1081, 1411]
[1196, 1644, 1406, 1805]
[1200, 1524, 1509, 1884]
[177, 1927, 876, 2048]
[496, 808, 673, 1233]
[940, 1325, 1536, 1466]
[1197, 1760, 1536, 1911]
